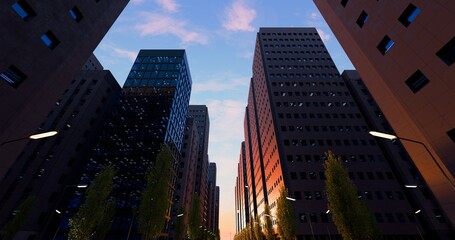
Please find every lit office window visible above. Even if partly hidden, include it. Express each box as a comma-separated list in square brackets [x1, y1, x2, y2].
[41, 31, 60, 49]
[69, 6, 83, 22]
[405, 70, 429, 93]
[436, 36, 455, 66]
[398, 4, 421, 27]
[11, 0, 35, 20]
[356, 11, 368, 28]
[377, 35, 395, 55]
[0, 65, 27, 88]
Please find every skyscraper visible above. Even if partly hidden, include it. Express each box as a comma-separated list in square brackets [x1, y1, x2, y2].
[188, 105, 210, 226]
[208, 162, 218, 233]
[0, 0, 129, 179]
[235, 27, 452, 239]
[54, 50, 192, 239]
[0, 56, 122, 239]
[313, 0, 455, 222]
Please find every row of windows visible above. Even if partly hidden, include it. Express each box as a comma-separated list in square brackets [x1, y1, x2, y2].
[292, 190, 403, 201]
[265, 50, 325, 55]
[286, 153, 383, 164]
[261, 32, 319, 36]
[264, 44, 326, 49]
[278, 112, 363, 120]
[276, 101, 356, 108]
[262, 38, 321, 42]
[299, 211, 416, 224]
[283, 138, 377, 147]
[274, 91, 350, 97]
[271, 81, 344, 87]
[281, 125, 367, 133]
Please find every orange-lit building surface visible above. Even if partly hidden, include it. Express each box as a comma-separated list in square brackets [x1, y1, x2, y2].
[314, 0, 455, 224]
[235, 28, 453, 239]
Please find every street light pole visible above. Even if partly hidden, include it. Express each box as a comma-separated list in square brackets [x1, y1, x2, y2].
[369, 131, 455, 190]
[1, 131, 58, 146]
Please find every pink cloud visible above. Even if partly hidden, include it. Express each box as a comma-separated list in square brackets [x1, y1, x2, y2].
[223, 1, 256, 32]
[317, 28, 331, 42]
[135, 12, 208, 45]
[155, 0, 179, 12]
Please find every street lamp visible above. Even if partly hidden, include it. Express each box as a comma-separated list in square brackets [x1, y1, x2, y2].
[1, 130, 58, 146]
[369, 131, 455, 190]
[285, 197, 296, 202]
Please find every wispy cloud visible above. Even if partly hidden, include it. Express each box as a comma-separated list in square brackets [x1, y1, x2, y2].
[100, 43, 137, 61]
[155, 0, 179, 12]
[207, 99, 245, 143]
[317, 29, 331, 42]
[131, 0, 145, 4]
[223, 0, 256, 32]
[135, 12, 208, 45]
[193, 75, 249, 93]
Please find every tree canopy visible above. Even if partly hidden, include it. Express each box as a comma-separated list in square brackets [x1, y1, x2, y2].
[324, 150, 381, 240]
[263, 203, 275, 240]
[139, 145, 174, 240]
[276, 186, 297, 240]
[69, 165, 116, 240]
[188, 194, 202, 240]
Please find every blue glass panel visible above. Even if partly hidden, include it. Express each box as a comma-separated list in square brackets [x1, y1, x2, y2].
[407, 8, 421, 23]
[11, 3, 28, 18]
[40, 34, 52, 47]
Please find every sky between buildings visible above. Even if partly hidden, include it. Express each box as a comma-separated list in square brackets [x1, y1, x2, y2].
[94, 0, 354, 239]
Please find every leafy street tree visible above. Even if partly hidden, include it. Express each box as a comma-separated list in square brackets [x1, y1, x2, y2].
[276, 186, 297, 240]
[263, 203, 275, 240]
[139, 145, 174, 240]
[253, 215, 263, 240]
[1, 195, 35, 240]
[188, 195, 202, 240]
[324, 150, 381, 240]
[69, 165, 117, 240]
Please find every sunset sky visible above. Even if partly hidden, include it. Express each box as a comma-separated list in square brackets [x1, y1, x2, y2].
[94, 0, 354, 239]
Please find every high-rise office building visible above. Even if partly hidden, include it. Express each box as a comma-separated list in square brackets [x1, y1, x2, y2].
[169, 118, 199, 240]
[313, 0, 455, 222]
[52, 50, 192, 239]
[0, 0, 129, 179]
[235, 142, 250, 233]
[208, 162, 218, 233]
[188, 105, 210, 225]
[235, 28, 453, 239]
[0, 56, 122, 239]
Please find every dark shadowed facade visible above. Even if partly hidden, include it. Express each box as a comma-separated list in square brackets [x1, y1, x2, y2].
[313, 0, 455, 223]
[0, 0, 129, 180]
[0, 56, 121, 239]
[235, 27, 453, 239]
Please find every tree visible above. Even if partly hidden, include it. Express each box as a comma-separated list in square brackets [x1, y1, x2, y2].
[276, 186, 297, 240]
[188, 195, 202, 240]
[139, 145, 174, 240]
[263, 203, 275, 240]
[253, 215, 263, 240]
[69, 165, 116, 240]
[324, 150, 381, 240]
[1, 195, 35, 240]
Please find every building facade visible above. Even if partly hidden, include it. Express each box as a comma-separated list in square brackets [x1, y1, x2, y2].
[208, 162, 218, 233]
[313, 0, 455, 222]
[0, 56, 122, 239]
[0, 0, 129, 179]
[52, 50, 192, 239]
[235, 27, 453, 239]
[188, 105, 210, 226]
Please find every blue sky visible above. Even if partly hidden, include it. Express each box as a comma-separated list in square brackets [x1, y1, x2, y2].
[94, 0, 354, 238]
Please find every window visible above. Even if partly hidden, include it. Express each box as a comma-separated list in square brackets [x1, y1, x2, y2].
[377, 35, 395, 55]
[1, 65, 27, 88]
[356, 11, 368, 28]
[341, 0, 348, 7]
[41, 31, 60, 49]
[69, 6, 83, 22]
[436, 36, 455, 66]
[11, 0, 35, 20]
[405, 70, 429, 93]
[447, 128, 455, 143]
[398, 4, 421, 27]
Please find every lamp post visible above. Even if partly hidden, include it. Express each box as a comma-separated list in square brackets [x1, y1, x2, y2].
[42, 184, 88, 240]
[1, 131, 58, 146]
[369, 131, 455, 190]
